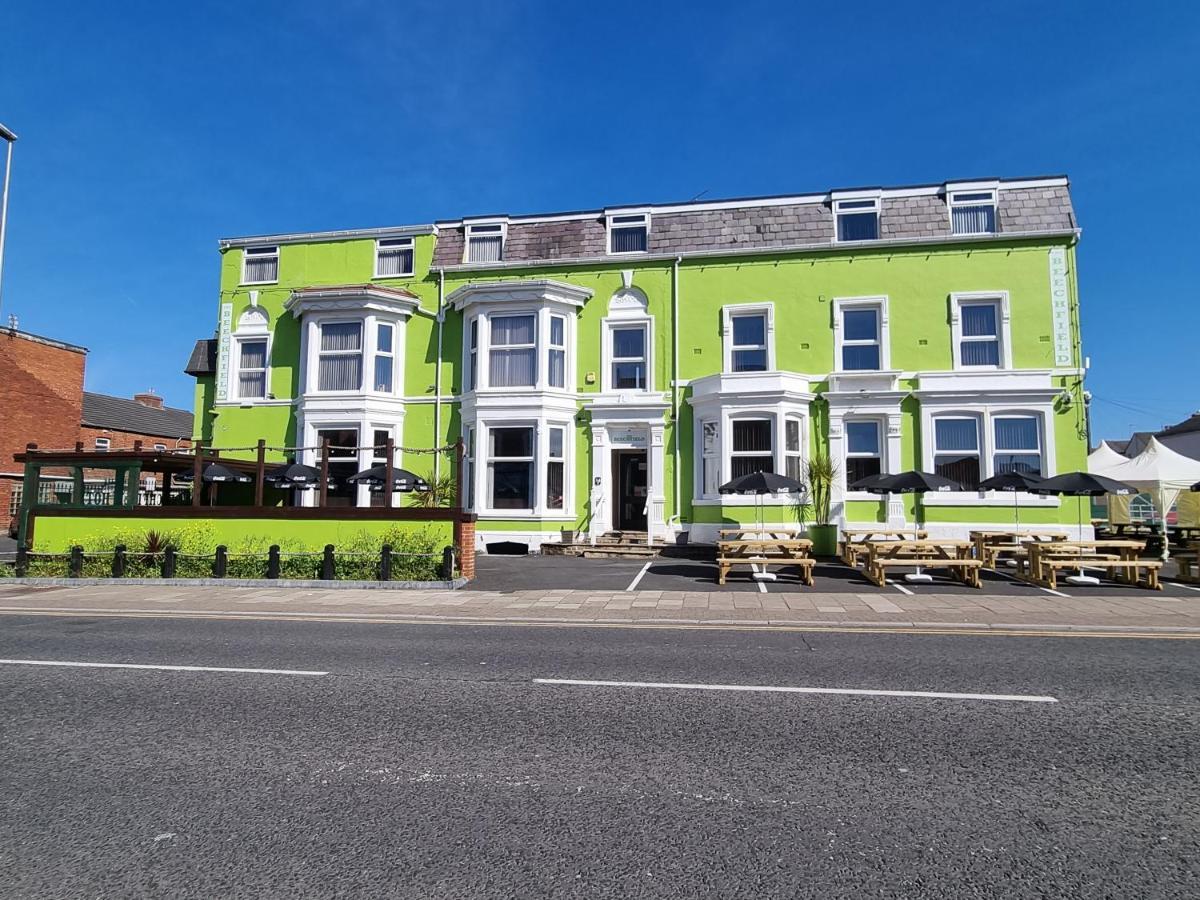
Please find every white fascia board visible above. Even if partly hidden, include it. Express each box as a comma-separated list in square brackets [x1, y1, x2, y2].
[446, 278, 594, 311]
[830, 187, 883, 202]
[219, 223, 436, 250]
[946, 179, 1000, 194]
[283, 286, 421, 318]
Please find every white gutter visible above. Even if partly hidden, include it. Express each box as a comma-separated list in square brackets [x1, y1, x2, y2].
[219, 223, 437, 250]
[434, 268, 445, 480]
[435, 228, 1082, 275]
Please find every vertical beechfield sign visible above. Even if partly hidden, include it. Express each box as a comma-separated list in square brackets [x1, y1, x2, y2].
[215, 302, 233, 401]
[1048, 248, 1073, 367]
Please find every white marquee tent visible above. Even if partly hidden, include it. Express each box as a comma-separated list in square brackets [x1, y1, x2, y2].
[1089, 437, 1200, 559]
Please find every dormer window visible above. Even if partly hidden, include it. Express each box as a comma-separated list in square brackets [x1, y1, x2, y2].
[949, 190, 998, 235]
[607, 213, 650, 254]
[374, 237, 414, 277]
[242, 245, 279, 284]
[834, 198, 879, 242]
[465, 222, 505, 263]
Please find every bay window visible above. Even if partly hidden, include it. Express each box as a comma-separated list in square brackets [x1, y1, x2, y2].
[785, 418, 803, 481]
[611, 325, 647, 390]
[845, 420, 883, 485]
[317, 322, 363, 391]
[933, 418, 981, 489]
[546, 427, 565, 509]
[548, 316, 566, 388]
[373, 323, 394, 393]
[316, 428, 359, 507]
[731, 419, 774, 477]
[489, 315, 536, 388]
[993, 416, 1042, 476]
[467, 318, 478, 390]
[488, 427, 534, 509]
[702, 421, 720, 496]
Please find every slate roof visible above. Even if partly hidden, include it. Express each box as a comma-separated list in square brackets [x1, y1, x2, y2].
[432, 177, 1077, 268]
[81, 392, 193, 440]
[184, 339, 217, 376]
[1159, 412, 1200, 437]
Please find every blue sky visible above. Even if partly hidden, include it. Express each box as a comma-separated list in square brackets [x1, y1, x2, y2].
[0, 0, 1196, 441]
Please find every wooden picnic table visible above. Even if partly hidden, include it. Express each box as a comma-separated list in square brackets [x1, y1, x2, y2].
[839, 529, 928, 566]
[969, 530, 1069, 567]
[862, 539, 982, 589]
[1017, 539, 1161, 590]
[718, 528, 804, 541]
[715, 537, 814, 586]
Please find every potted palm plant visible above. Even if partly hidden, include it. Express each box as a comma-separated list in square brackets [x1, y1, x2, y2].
[804, 452, 838, 557]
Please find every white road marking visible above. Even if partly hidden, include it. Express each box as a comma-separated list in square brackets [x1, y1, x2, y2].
[989, 567, 1070, 597]
[533, 678, 1058, 703]
[1169, 582, 1200, 594]
[624, 562, 653, 592]
[0, 659, 328, 676]
[891, 582, 914, 595]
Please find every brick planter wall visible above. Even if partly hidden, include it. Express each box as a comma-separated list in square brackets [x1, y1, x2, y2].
[455, 519, 476, 580]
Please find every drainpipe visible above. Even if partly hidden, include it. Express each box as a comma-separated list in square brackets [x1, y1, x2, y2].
[434, 267, 445, 480]
[668, 255, 682, 536]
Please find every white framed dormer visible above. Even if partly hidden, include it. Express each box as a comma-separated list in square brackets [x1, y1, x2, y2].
[601, 283, 654, 393]
[950, 291, 1012, 370]
[946, 180, 999, 236]
[722, 302, 775, 373]
[231, 306, 271, 402]
[833, 296, 890, 372]
[241, 245, 279, 285]
[606, 209, 651, 255]
[831, 189, 882, 243]
[374, 237, 415, 278]
[463, 219, 508, 264]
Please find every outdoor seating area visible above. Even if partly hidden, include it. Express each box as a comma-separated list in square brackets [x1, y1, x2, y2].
[715, 530, 814, 586]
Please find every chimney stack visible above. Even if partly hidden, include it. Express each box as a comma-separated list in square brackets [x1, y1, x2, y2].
[134, 390, 163, 409]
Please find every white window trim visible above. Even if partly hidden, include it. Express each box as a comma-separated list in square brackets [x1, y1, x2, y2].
[843, 417, 885, 484]
[547, 314, 567, 390]
[730, 416, 776, 478]
[240, 245, 279, 286]
[948, 189, 998, 236]
[721, 303, 775, 374]
[606, 211, 651, 256]
[601, 315, 654, 393]
[832, 296, 890, 372]
[990, 414, 1045, 478]
[233, 334, 271, 401]
[94, 437, 110, 451]
[300, 313, 407, 397]
[783, 416, 805, 481]
[545, 424, 568, 511]
[486, 311, 538, 390]
[950, 291, 1012, 370]
[470, 419, 573, 517]
[313, 319, 366, 394]
[692, 406, 809, 503]
[466, 317, 479, 391]
[920, 406, 1058, 505]
[373, 237, 415, 279]
[463, 220, 508, 264]
[832, 196, 881, 243]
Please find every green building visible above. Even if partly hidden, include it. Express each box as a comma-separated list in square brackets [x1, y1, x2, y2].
[185, 176, 1089, 550]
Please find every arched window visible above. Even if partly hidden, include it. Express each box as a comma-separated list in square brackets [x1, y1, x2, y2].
[233, 307, 270, 399]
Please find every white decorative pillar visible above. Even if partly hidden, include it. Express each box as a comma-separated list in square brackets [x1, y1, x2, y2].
[828, 413, 847, 524]
[885, 413, 905, 526]
[589, 425, 610, 543]
[649, 424, 666, 543]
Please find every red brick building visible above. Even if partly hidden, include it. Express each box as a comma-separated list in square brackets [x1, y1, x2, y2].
[1, 326, 192, 534]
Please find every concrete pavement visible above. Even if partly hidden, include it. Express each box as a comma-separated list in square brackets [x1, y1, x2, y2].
[2, 578, 1200, 635]
[2, 614, 1198, 897]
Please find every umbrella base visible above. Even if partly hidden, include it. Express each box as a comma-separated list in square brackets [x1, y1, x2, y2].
[1065, 574, 1100, 586]
[752, 571, 777, 582]
[905, 573, 934, 584]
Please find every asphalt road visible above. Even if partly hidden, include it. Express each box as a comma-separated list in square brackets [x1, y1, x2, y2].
[2, 616, 1198, 898]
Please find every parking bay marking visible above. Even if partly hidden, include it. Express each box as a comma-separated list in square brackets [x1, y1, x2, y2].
[0, 659, 329, 676]
[624, 562, 653, 592]
[534, 677, 1058, 703]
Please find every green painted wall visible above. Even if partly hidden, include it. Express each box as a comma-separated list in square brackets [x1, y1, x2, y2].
[196, 232, 1087, 533]
[32, 515, 453, 553]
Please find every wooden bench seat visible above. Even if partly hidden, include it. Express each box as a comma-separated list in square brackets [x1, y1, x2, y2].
[717, 556, 815, 586]
[1036, 557, 1163, 591]
[866, 557, 984, 589]
[1173, 552, 1198, 584]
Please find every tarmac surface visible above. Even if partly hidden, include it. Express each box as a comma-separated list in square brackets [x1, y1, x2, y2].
[2, 614, 1198, 897]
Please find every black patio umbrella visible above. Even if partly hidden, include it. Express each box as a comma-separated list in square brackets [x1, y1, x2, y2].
[347, 466, 430, 493]
[1030, 471, 1138, 583]
[263, 462, 328, 489]
[718, 471, 805, 579]
[200, 463, 252, 483]
[849, 470, 963, 581]
[1192, 481, 1200, 492]
[978, 471, 1044, 537]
